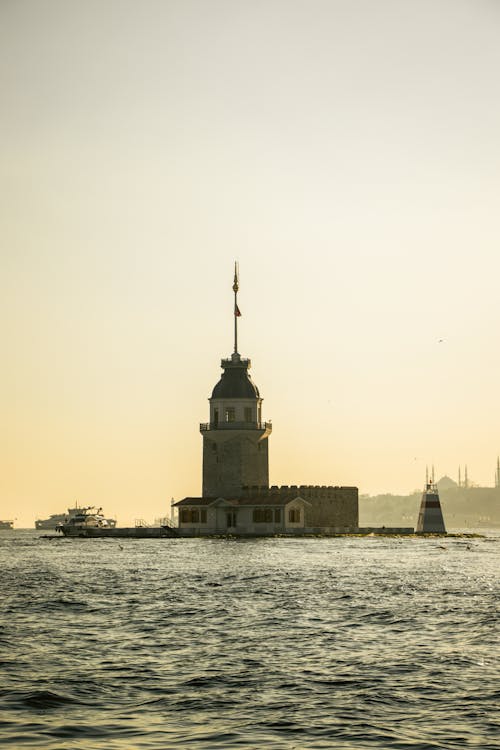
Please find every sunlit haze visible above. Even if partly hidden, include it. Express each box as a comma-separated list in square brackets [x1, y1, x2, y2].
[2, 0, 500, 527]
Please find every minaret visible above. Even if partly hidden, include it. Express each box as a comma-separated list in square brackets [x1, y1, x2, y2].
[416, 471, 446, 533]
[464, 464, 469, 489]
[200, 264, 272, 497]
[496, 457, 500, 489]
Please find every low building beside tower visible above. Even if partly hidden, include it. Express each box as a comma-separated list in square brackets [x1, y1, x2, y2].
[173, 264, 359, 536]
[175, 485, 359, 535]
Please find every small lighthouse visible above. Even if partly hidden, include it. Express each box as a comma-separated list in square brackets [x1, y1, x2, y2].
[200, 263, 272, 497]
[416, 468, 446, 533]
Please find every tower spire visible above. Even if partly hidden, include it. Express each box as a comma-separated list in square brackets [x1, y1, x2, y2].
[233, 261, 241, 355]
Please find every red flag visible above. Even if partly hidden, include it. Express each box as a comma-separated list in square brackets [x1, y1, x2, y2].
[234, 304, 241, 317]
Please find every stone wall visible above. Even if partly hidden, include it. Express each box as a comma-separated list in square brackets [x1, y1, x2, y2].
[202, 433, 270, 497]
[240, 484, 359, 529]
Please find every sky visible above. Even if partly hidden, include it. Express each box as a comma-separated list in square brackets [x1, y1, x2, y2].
[1, 0, 500, 527]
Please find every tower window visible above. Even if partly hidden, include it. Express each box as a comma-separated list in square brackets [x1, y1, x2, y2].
[288, 509, 301, 523]
[244, 407, 253, 422]
[213, 409, 219, 426]
[225, 407, 235, 422]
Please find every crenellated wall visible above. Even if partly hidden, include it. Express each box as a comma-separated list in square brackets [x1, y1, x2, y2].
[240, 484, 359, 528]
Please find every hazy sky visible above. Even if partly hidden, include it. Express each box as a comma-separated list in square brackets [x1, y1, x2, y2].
[2, 0, 500, 526]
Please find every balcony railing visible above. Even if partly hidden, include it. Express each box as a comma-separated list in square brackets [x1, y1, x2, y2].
[200, 421, 272, 432]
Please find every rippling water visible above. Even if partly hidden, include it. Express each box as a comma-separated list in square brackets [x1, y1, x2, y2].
[0, 530, 498, 749]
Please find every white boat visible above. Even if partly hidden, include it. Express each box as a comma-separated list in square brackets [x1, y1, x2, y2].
[36, 504, 116, 530]
[56, 507, 112, 535]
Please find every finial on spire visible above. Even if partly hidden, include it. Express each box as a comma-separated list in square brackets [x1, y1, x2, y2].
[233, 261, 241, 355]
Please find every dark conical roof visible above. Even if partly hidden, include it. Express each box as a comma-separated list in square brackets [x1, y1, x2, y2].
[211, 356, 260, 399]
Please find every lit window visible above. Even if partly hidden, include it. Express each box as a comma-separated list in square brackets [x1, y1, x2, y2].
[225, 407, 235, 422]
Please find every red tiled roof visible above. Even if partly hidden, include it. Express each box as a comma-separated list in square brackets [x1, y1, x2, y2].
[173, 494, 310, 507]
[173, 497, 216, 507]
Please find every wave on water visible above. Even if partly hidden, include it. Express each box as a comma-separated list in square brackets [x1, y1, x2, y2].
[5, 690, 86, 710]
[0, 531, 498, 749]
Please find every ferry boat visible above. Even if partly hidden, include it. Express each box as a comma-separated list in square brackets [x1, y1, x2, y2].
[36, 504, 116, 530]
[0, 520, 14, 530]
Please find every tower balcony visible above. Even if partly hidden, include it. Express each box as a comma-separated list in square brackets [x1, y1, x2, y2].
[200, 421, 272, 432]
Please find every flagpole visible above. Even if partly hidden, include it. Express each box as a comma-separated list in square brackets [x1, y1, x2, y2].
[233, 262, 239, 355]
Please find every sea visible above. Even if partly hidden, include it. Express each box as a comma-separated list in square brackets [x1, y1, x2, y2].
[0, 530, 498, 750]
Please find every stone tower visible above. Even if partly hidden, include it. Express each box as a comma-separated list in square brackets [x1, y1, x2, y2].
[200, 264, 272, 497]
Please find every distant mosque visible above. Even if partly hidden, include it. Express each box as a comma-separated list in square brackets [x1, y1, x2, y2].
[173, 265, 360, 535]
